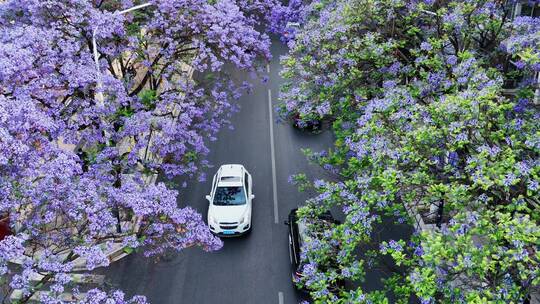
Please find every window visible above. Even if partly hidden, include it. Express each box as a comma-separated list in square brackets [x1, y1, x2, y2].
[213, 186, 247, 206]
[297, 219, 308, 248]
[517, 2, 540, 17]
[212, 174, 217, 191]
[244, 173, 249, 192]
[220, 176, 241, 182]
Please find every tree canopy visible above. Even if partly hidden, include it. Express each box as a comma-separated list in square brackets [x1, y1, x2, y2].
[0, 0, 273, 302]
[279, 0, 540, 303]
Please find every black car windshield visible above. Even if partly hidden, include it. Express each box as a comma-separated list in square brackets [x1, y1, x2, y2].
[213, 186, 246, 206]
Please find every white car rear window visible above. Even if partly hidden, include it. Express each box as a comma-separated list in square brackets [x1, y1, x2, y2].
[221, 176, 241, 182]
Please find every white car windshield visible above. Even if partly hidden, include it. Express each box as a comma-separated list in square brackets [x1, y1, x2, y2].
[213, 186, 246, 206]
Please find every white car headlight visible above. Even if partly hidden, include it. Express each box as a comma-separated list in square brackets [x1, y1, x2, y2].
[238, 214, 248, 225]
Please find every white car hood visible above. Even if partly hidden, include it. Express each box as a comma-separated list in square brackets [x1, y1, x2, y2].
[209, 204, 249, 223]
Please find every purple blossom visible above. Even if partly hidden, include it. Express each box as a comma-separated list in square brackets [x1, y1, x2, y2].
[79, 289, 148, 304]
[0, 0, 269, 297]
[314, 179, 326, 188]
[503, 173, 517, 187]
[420, 41, 432, 51]
[514, 98, 529, 113]
[414, 245, 424, 257]
[528, 180, 539, 191]
[388, 240, 403, 251]
[446, 55, 458, 66]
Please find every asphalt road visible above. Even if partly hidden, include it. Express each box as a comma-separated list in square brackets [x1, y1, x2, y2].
[103, 38, 336, 304]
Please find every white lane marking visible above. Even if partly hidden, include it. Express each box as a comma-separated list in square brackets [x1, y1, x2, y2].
[278, 291, 284, 304]
[267, 65, 279, 224]
[267, 63, 271, 73]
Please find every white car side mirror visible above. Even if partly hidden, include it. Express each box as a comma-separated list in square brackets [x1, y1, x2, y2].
[250, 194, 255, 200]
[205, 195, 211, 201]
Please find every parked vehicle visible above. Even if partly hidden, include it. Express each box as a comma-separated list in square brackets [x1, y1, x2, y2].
[206, 164, 254, 237]
[282, 21, 301, 43]
[284, 209, 344, 293]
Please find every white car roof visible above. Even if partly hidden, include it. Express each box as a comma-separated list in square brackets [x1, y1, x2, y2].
[217, 164, 244, 187]
[219, 164, 243, 176]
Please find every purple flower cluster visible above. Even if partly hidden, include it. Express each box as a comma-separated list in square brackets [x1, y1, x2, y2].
[0, 0, 272, 299]
[268, 0, 305, 43]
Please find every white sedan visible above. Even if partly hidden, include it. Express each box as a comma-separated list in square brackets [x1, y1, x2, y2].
[206, 164, 254, 236]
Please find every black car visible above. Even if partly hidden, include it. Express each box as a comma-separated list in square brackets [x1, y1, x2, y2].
[284, 209, 343, 293]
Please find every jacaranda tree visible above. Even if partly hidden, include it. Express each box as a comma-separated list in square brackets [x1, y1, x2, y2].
[0, 0, 273, 302]
[280, 0, 540, 303]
